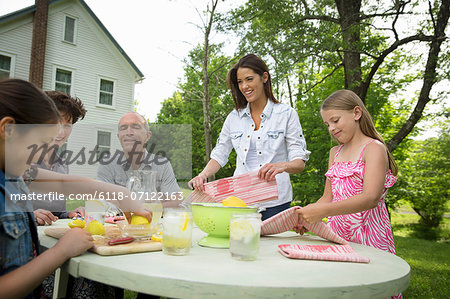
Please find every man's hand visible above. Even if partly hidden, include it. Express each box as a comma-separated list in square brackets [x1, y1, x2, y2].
[124, 209, 153, 224]
[67, 206, 85, 219]
[33, 209, 58, 226]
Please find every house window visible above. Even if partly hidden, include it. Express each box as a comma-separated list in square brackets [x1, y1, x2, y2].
[55, 68, 72, 94]
[64, 16, 76, 43]
[0, 54, 12, 79]
[97, 131, 111, 159]
[99, 79, 114, 106]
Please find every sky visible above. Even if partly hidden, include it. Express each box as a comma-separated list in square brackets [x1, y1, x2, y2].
[0, 0, 241, 122]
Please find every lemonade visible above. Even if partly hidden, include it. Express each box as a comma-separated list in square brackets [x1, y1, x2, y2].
[229, 213, 261, 261]
[143, 202, 163, 232]
[162, 209, 193, 256]
[85, 199, 108, 225]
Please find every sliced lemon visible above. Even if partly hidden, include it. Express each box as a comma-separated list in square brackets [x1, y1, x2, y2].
[68, 219, 86, 229]
[181, 212, 189, 232]
[84, 220, 105, 236]
[130, 215, 150, 225]
[92, 235, 105, 241]
[151, 233, 163, 242]
[222, 196, 247, 207]
[230, 220, 254, 240]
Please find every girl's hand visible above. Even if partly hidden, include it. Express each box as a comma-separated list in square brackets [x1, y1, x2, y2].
[188, 173, 207, 192]
[258, 163, 286, 181]
[34, 209, 58, 226]
[293, 224, 309, 235]
[54, 228, 93, 259]
[296, 203, 329, 224]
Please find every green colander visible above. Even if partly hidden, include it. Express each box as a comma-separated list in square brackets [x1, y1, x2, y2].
[191, 202, 260, 248]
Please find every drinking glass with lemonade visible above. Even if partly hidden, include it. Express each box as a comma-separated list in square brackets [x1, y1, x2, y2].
[162, 208, 193, 255]
[229, 213, 262, 261]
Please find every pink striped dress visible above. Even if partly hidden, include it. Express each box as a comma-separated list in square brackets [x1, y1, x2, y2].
[325, 140, 397, 254]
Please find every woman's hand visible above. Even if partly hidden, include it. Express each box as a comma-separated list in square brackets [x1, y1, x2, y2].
[258, 162, 286, 181]
[188, 173, 208, 192]
[33, 209, 58, 226]
[124, 208, 153, 224]
[54, 228, 94, 259]
[296, 202, 329, 225]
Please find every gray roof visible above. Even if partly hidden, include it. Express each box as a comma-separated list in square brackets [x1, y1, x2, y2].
[0, 0, 144, 79]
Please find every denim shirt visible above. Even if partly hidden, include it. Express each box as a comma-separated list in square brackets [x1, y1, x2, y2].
[0, 169, 36, 296]
[211, 101, 310, 208]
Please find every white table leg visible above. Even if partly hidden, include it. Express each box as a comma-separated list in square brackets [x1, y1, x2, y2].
[53, 263, 69, 299]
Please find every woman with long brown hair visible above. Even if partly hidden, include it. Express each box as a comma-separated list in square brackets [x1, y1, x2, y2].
[189, 54, 310, 220]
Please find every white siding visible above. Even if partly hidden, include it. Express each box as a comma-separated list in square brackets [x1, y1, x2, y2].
[0, 15, 34, 80]
[0, 0, 142, 179]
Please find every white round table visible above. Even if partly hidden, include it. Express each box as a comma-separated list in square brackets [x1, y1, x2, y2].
[38, 220, 410, 298]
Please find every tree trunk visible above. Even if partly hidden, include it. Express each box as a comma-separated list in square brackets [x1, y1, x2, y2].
[335, 0, 363, 99]
[202, 0, 219, 181]
[387, 0, 449, 152]
[287, 76, 294, 107]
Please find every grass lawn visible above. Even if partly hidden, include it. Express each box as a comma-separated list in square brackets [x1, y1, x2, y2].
[391, 212, 449, 298]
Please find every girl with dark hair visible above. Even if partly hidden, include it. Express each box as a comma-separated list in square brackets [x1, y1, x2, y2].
[189, 54, 310, 220]
[0, 79, 93, 298]
[0, 79, 150, 298]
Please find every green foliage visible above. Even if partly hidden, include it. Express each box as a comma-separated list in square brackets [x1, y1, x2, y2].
[395, 128, 450, 227]
[146, 123, 192, 181]
[391, 212, 450, 298]
[156, 45, 236, 179]
[291, 69, 344, 205]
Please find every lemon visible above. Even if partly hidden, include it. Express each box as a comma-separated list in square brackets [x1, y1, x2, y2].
[181, 212, 189, 232]
[230, 220, 254, 240]
[130, 215, 150, 225]
[151, 232, 163, 242]
[222, 196, 247, 207]
[68, 219, 86, 229]
[84, 220, 105, 235]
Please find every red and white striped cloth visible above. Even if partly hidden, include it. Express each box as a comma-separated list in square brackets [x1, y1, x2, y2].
[261, 206, 349, 245]
[278, 244, 370, 263]
[184, 171, 278, 205]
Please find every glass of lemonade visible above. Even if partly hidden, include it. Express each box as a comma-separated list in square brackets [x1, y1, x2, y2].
[162, 208, 193, 256]
[229, 213, 262, 261]
[85, 199, 107, 225]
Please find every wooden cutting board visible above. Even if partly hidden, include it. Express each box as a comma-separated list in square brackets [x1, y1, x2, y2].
[44, 226, 162, 256]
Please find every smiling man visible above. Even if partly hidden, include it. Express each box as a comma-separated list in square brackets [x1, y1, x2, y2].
[97, 112, 181, 207]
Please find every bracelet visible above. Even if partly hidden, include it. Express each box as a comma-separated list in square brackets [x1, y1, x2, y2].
[23, 164, 38, 186]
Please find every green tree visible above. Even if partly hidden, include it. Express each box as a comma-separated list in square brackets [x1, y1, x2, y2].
[221, 0, 448, 207]
[156, 45, 236, 180]
[395, 123, 450, 227]
[225, 0, 449, 152]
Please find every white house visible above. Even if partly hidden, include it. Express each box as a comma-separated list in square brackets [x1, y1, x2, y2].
[0, 0, 144, 179]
